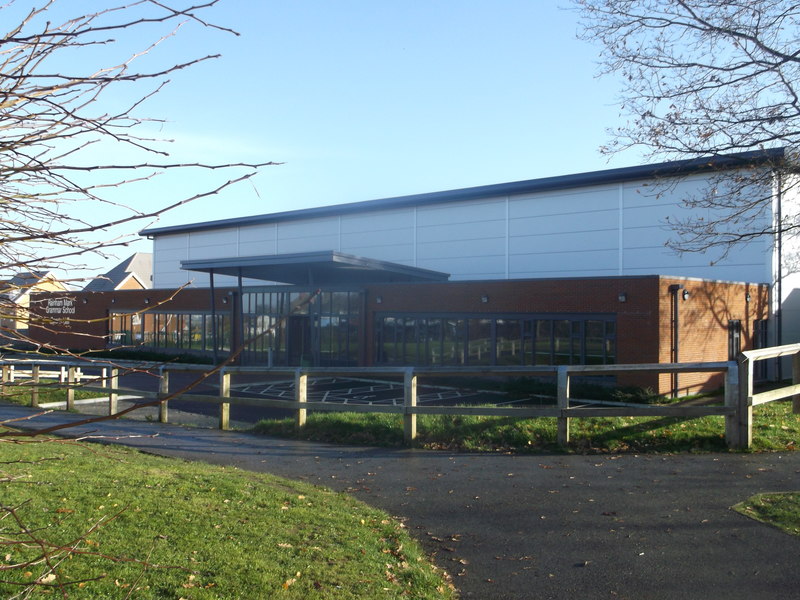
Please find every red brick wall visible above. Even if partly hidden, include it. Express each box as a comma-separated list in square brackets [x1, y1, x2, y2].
[29, 276, 769, 396]
[363, 275, 768, 394]
[29, 288, 234, 351]
[364, 275, 662, 385]
[657, 277, 769, 395]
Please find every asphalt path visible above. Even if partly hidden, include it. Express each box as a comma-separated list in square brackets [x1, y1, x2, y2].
[1, 404, 799, 599]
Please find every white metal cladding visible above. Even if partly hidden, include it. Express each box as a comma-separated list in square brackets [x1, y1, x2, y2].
[238, 223, 277, 256]
[153, 235, 189, 288]
[151, 170, 774, 289]
[340, 208, 415, 264]
[777, 176, 800, 347]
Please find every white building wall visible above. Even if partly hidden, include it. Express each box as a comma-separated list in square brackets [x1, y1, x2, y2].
[416, 198, 507, 279]
[777, 175, 800, 345]
[509, 185, 620, 278]
[152, 234, 190, 289]
[276, 217, 340, 254]
[151, 170, 775, 290]
[340, 208, 415, 264]
[619, 175, 771, 282]
[238, 223, 277, 256]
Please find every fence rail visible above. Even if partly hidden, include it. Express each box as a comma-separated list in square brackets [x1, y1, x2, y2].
[2, 344, 800, 449]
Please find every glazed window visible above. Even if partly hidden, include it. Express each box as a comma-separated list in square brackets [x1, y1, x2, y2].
[373, 313, 616, 367]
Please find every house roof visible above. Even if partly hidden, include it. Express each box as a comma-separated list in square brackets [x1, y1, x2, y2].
[84, 253, 152, 292]
[140, 148, 786, 238]
[0, 271, 65, 301]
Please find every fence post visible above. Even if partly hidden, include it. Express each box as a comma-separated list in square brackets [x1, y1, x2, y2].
[295, 369, 307, 429]
[1, 364, 7, 397]
[30, 364, 40, 408]
[159, 367, 169, 424]
[108, 368, 119, 415]
[557, 366, 570, 446]
[793, 351, 800, 415]
[404, 368, 417, 446]
[219, 368, 230, 431]
[66, 366, 76, 410]
[736, 355, 753, 449]
[724, 360, 740, 449]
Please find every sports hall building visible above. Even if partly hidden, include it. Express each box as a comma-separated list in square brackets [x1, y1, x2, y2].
[32, 151, 789, 394]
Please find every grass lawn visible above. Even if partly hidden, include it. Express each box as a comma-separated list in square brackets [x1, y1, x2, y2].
[1, 379, 100, 406]
[251, 399, 800, 454]
[733, 493, 800, 537]
[0, 438, 455, 599]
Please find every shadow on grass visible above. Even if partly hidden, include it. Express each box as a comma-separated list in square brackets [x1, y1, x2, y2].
[250, 400, 799, 454]
[572, 416, 728, 453]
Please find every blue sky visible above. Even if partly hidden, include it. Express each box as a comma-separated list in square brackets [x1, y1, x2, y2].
[49, 1, 644, 273]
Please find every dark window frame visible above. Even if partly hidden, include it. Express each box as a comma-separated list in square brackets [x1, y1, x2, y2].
[373, 312, 617, 367]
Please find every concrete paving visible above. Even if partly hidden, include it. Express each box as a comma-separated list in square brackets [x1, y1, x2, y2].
[1, 404, 798, 600]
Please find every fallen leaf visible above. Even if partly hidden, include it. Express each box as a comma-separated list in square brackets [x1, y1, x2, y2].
[282, 578, 296, 589]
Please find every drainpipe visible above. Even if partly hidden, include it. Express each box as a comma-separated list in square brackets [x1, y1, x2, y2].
[237, 268, 244, 365]
[775, 170, 783, 381]
[210, 270, 218, 364]
[668, 284, 685, 398]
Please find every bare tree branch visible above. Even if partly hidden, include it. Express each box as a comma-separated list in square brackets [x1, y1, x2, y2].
[0, 1, 277, 593]
[575, 0, 800, 254]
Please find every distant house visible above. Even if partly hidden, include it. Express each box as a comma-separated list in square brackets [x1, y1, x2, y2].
[0, 271, 69, 337]
[84, 253, 152, 292]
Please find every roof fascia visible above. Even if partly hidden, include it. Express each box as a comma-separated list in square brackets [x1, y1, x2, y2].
[140, 148, 785, 238]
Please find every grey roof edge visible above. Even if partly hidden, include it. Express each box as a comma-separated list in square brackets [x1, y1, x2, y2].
[140, 147, 786, 238]
[180, 250, 451, 282]
[375, 273, 770, 287]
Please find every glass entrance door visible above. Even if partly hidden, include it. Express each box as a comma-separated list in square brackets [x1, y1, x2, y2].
[241, 289, 362, 367]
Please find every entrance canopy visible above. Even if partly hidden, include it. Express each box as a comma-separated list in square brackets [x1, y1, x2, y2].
[181, 250, 450, 285]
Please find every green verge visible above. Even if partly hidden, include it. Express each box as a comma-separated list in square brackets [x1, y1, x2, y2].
[251, 400, 800, 454]
[1, 379, 99, 406]
[0, 439, 455, 599]
[733, 493, 800, 537]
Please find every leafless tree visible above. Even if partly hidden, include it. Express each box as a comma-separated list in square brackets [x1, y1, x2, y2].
[0, 1, 274, 595]
[0, 0, 274, 342]
[574, 0, 800, 256]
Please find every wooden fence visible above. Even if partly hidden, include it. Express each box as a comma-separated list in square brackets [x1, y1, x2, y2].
[2, 343, 800, 449]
